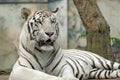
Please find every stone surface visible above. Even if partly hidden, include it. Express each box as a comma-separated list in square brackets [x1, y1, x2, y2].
[0, 0, 48, 2]
[68, 0, 86, 49]
[0, 75, 120, 80]
[68, 0, 120, 61]
[0, 75, 9, 80]
[0, 3, 47, 71]
[0, 0, 120, 75]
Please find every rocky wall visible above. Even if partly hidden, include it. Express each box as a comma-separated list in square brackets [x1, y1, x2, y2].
[0, 2, 47, 72]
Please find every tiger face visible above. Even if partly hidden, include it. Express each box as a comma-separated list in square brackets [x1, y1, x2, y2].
[21, 8, 59, 51]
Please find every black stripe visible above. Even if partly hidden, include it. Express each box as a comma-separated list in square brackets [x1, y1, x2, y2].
[33, 54, 43, 70]
[94, 71, 98, 79]
[104, 70, 108, 79]
[59, 67, 66, 77]
[80, 54, 96, 68]
[27, 59, 35, 69]
[57, 63, 67, 76]
[77, 57, 88, 65]
[21, 43, 43, 69]
[21, 55, 35, 69]
[92, 60, 96, 68]
[27, 23, 30, 33]
[76, 60, 85, 74]
[45, 49, 59, 68]
[118, 65, 120, 69]
[75, 60, 82, 78]
[76, 73, 79, 78]
[33, 30, 38, 36]
[105, 61, 111, 70]
[30, 22, 33, 29]
[90, 69, 99, 73]
[79, 74, 83, 80]
[97, 69, 104, 79]
[35, 47, 42, 52]
[108, 70, 111, 77]
[89, 68, 99, 78]
[67, 57, 79, 77]
[51, 55, 63, 72]
[66, 61, 75, 75]
[18, 60, 27, 67]
[28, 21, 36, 40]
[84, 53, 107, 69]
[48, 49, 56, 58]
[82, 52, 107, 69]
[95, 56, 106, 69]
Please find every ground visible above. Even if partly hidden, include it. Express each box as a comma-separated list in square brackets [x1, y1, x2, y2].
[0, 75, 9, 80]
[0, 75, 120, 80]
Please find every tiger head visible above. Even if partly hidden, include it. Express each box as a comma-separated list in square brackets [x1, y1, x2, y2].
[21, 8, 60, 52]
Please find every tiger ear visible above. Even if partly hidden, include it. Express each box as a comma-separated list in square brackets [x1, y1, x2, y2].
[51, 7, 59, 14]
[21, 7, 31, 21]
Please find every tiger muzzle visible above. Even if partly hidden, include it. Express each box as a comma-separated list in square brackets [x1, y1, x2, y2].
[38, 39, 54, 47]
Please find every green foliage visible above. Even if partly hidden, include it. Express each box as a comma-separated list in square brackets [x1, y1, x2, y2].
[77, 34, 86, 41]
[110, 37, 120, 43]
[77, 34, 120, 43]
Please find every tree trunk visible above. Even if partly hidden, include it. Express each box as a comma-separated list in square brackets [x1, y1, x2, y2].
[73, 0, 113, 60]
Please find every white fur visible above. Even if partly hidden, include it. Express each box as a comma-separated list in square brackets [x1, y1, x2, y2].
[9, 9, 120, 80]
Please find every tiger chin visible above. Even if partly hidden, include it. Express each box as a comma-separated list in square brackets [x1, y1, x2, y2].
[9, 7, 120, 80]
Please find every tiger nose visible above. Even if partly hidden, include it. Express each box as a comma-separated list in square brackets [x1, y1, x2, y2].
[45, 32, 54, 37]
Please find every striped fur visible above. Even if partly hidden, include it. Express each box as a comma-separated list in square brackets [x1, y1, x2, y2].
[9, 8, 120, 80]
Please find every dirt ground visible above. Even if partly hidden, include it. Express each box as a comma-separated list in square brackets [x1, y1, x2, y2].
[0, 75, 9, 80]
[0, 75, 120, 80]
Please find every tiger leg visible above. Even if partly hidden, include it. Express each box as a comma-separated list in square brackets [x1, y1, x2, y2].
[9, 57, 64, 80]
[59, 65, 79, 80]
[89, 68, 120, 79]
[87, 52, 120, 70]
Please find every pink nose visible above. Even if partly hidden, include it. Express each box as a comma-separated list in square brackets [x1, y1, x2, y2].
[45, 32, 54, 37]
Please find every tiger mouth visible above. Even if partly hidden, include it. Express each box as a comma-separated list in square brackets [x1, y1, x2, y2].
[37, 39, 54, 47]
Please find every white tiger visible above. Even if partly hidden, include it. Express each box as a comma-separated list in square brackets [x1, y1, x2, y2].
[9, 7, 120, 80]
